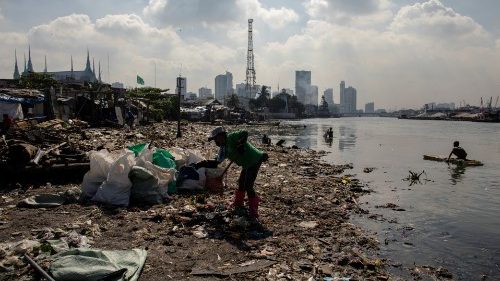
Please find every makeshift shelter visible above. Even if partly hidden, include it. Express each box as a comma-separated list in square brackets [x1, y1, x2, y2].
[0, 88, 45, 121]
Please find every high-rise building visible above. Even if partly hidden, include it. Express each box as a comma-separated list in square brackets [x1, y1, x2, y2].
[295, 71, 311, 104]
[339, 81, 345, 112]
[310, 85, 318, 106]
[340, 81, 357, 113]
[198, 87, 213, 99]
[215, 71, 233, 104]
[176, 77, 187, 100]
[324, 88, 334, 106]
[365, 102, 374, 113]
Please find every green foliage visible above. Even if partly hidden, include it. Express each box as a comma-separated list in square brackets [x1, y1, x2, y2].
[288, 95, 305, 116]
[249, 85, 271, 110]
[19, 72, 59, 89]
[269, 96, 286, 113]
[126, 88, 178, 121]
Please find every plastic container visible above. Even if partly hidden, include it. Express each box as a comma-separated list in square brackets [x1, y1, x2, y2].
[205, 168, 225, 194]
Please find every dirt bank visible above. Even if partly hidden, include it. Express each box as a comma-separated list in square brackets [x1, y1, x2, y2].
[1, 122, 391, 280]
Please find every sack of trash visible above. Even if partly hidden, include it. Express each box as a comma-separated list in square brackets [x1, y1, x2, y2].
[80, 143, 208, 206]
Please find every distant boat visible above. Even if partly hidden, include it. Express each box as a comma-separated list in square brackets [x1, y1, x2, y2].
[423, 155, 483, 166]
[398, 114, 408, 119]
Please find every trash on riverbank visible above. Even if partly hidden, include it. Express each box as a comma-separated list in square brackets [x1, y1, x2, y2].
[0, 122, 410, 280]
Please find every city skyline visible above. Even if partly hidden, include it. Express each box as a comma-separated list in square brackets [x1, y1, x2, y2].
[1, 0, 500, 109]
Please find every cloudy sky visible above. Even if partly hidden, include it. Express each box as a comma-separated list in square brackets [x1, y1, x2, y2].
[1, 0, 499, 109]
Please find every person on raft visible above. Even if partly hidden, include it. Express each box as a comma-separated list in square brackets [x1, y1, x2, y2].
[447, 141, 467, 161]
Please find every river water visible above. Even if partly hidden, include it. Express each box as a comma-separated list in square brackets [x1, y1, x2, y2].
[271, 117, 500, 280]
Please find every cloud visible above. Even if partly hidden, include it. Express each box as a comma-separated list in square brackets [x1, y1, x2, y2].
[259, 13, 500, 108]
[304, 0, 392, 27]
[0, 13, 239, 88]
[389, 0, 491, 46]
[143, 0, 298, 29]
[1, 1, 499, 109]
[237, 0, 299, 29]
[143, 0, 240, 26]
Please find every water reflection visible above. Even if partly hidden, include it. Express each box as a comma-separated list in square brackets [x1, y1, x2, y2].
[448, 164, 466, 185]
[321, 124, 334, 147]
[338, 126, 357, 151]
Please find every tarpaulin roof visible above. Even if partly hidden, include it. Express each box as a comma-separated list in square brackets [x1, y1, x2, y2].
[0, 88, 45, 105]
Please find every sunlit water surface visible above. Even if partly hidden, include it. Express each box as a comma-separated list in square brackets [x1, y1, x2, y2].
[269, 118, 500, 280]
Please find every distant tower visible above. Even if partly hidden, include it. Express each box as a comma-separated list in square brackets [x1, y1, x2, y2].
[13, 49, 20, 79]
[23, 53, 27, 74]
[71, 55, 74, 78]
[44, 55, 47, 72]
[92, 58, 95, 76]
[98, 61, 101, 82]
[27, 45, 34, 72]
[245, 19, 256, 98]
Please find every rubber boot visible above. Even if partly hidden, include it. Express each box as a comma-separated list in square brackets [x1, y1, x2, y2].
[233, 190, 245, 207]
[232, 190, 247, 216]
[248, 196, 260, 219]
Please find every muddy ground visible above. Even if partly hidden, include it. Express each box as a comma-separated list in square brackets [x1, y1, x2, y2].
[0, 122, 452, 280]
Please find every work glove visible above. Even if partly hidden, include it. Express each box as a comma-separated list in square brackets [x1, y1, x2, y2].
[194, 160, 219, 169]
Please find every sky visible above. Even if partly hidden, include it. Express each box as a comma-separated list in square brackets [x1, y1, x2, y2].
[1, 0, 499, 110]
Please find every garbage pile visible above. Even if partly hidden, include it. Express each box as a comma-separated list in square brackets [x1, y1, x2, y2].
[80, 143, 223, 207]
[0, 121, 413, 280]
[0, 119, 90, 183]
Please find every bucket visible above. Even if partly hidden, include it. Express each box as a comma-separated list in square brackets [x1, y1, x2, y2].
[205, 168, 225, 194]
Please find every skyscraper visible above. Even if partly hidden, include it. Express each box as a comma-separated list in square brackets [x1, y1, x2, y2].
[340, 81, 357, 113]
[365, 102, 374, 113]
[310, 85, 319, 106]
[295, 70, 311, 104]
[176, 77, 187, 100]
[198, 87, 213, 99]
[215, 71, 233, 104]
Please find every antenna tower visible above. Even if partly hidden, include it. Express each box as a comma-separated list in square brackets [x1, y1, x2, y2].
[245, 19, 256, 98]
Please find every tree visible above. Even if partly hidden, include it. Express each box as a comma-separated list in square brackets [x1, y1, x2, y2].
[288, 95, 305, 117]
[227, 94, 240, 109]
[269, 96, 286, 113]
[19, 72, 59, 89]
[249, 85, 271, 111]
[125, 87, 177, 121]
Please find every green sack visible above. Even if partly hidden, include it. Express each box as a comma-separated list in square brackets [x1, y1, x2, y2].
[152, 149, 176, 168]
[127, 143, 147, 157]
[50, 248, 147, 281]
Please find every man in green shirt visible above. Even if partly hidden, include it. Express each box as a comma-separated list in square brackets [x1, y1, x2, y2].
[200, 127, 268, 220]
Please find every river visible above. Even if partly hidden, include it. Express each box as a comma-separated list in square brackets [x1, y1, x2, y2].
[271, 117, 500, 280]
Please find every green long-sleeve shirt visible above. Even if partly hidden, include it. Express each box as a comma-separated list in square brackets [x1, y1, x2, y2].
[218, 130, 264, 169]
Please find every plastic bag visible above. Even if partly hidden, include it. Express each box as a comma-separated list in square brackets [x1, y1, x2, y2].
[91, 150, 135, 207]
[152, 149, 176, 169]
[128, 143, 148, 156]
[169, 147, 188, 168]
[137, 147, 176, 197]
[81, 150, 121, 198]
[129, 166, 163, 205]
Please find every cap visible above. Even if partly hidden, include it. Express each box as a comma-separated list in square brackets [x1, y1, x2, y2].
[208, 126, 226, 141]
